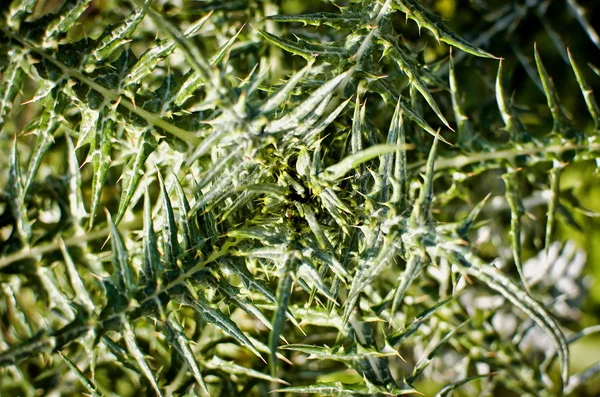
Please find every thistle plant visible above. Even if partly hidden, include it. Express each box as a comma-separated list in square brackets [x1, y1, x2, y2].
[1, 0, 600, 396]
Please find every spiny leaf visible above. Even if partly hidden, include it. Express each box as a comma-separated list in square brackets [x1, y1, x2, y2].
[258, 30, 350, 63]
[260, 62, 313, 114]
[115, 129, 157, 225]
[158, 171, 181, 267]
[142, 188, 163, 283]
[323, 143, 413, 181]
[390, 98, 408, 210]
[502, 170, 527, 288]
[201, 356, 288, 384]
[269, 270, 293, 376]
[122, 322, 164, 397]
[208, 24, 245, 66]
[392, 0, 498, 59]
[297, 261, 337, 304]
[265, 12, 368, 30]
[43, 0, 91, 44]
[449, 50, 473, 147]
[88, 105, 115, 230]
[124, 11, 212, 86]
[343, 238, 399, 324]
[257, 29, 316, 62]
[23, 89, 66, 196]
[58, 351, 104, 397]
[179, 293, 264, 361]
[134, 0, 213, 86]
[388, 297, 453, 347]
[75, 106, 99, 149]
[265, 71, 349, 133]
[545, 164, 563, 261]
[5, 0, 36, 29]
[173, 176, 202, 257]
[8, 137, 31, 242]
[568, 48, 600, 129]
[59, 239, 95, 313]
[0, 48, 25, 130]
[407, 320, 469, 383]
[410, 134, 439, 225]
[281, 344, 398, 362]
[435, 374, 493, 397]
[84, 1, 149, 71]
[369, 79, 444, 140]
[276, 381, 417, 396]
[390, 255, 422, 318]
[106, 210, 135, 296]
[164, 318, 209, 395]
[454, 193, 490, 239]
[437, 243, 569, 392]
[211, 275, 272, 331]
[65, 133, 88, 227]
[351, 93, 365, 155]
[534, 44, 572, 134]
[380, 35, 451, 130]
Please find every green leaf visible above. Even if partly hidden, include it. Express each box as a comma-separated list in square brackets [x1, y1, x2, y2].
[5, 0, 37, 29]
[407, 320, 469, 383]
[23, 89, 66, 196]
[133, 0, 213, 86]
[157, 171, 181, 268]
[260, 61, 313, 114]
[568, 48, 600, 129]
[437, 244, 569, 392]
[545, 164, 563, 259]
[59, 351, 104, 397]
[164, 318, 209, 395]
[122, 321, 164, 397]
[323, 143, 413, 181]
[270, 270, 293, 376]
[265, 12, 367, 29]
[208, 24, 245, 66]
[534, 44, 572, 134]
[265, 71, 349, 133]
[502, 170, 527, 288]
[392, 0, 498, 59]
[43, 0, 91, 43]
[179, 293, 264, 361]
[281, 344, 398, 362]
[435, 374, 493, 397]
[449, 50, 473, 147]
[380, 35, 451, 130]
[7, 137, 31, 242]
[410, 134, 439, 225]
[211, 275, 272, 331]
[59, 238, 95, 313]
[0, 49, 25, 130]
[388, 297, 453, 347]
[88, 105, 115, 229]
[390, 255, 422, 318]
[84, 2, 149, 71]
[173, 176, 203, 258]
[106, 210, 135, 296]
[276, 381, 416, 396]
[115, 129, 157, 225]
[142, 188, 163, 283]
[201, 356, 288, 384]
[124, 11, 212, 86]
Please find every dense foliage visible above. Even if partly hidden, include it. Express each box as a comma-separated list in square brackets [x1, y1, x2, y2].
[1, 0, 600, 395]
